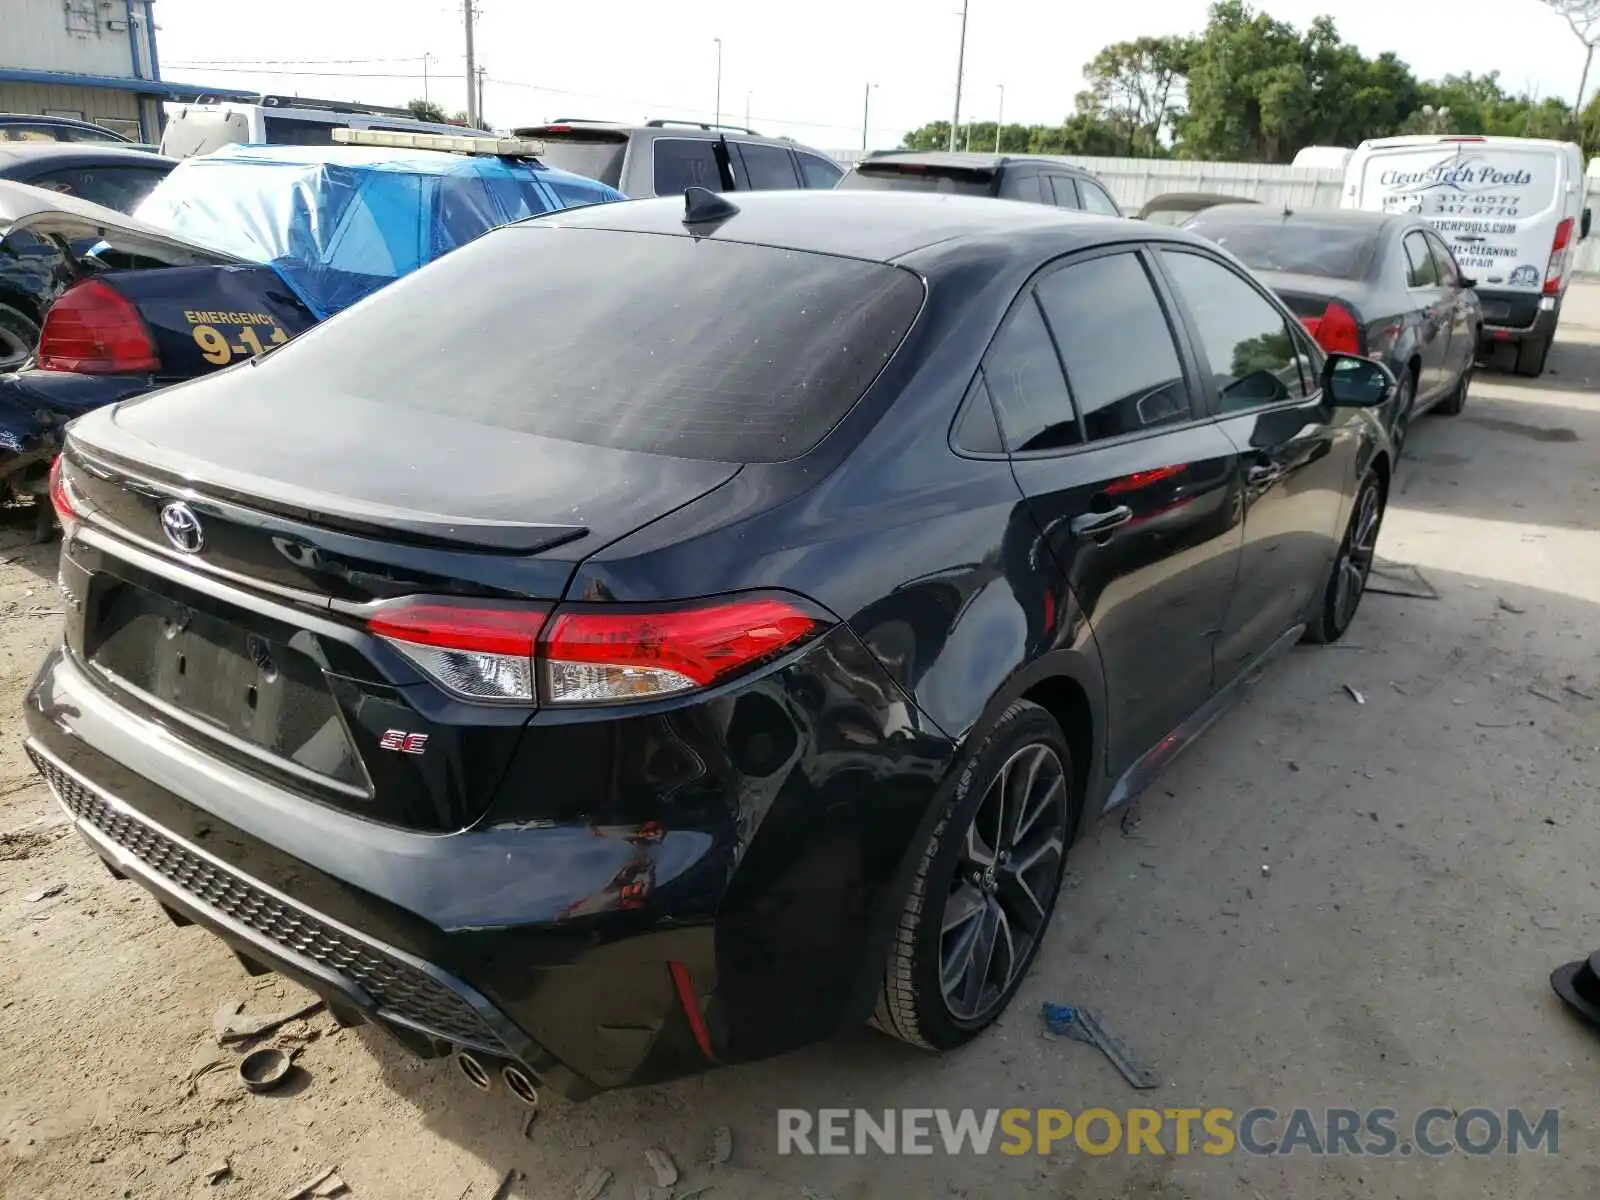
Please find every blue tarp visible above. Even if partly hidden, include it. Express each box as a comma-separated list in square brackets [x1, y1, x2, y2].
[132, 144, 625, 318]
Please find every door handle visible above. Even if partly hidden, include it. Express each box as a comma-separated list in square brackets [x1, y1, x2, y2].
[1246, 464, 1283, 488]
[1070, 506, 1133, 539]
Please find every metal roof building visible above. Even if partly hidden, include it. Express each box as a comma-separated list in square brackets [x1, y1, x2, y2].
[0, 0, 252, 142]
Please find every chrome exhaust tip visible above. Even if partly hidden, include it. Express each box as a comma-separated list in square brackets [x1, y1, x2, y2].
[502, 1062, 540, 1108]
[456, 1051, 492, 1091]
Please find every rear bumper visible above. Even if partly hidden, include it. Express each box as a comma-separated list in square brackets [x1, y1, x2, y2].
[25, 622, 954, 1095]
[1476, 288, 1558, 344]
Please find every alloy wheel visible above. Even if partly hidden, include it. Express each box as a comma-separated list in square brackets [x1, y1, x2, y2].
[1333, 479, 1382, 632]
[940, 743, 1069, 1023]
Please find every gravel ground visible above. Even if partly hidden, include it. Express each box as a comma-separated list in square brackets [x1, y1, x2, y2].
[4, 286, 1600, 1199]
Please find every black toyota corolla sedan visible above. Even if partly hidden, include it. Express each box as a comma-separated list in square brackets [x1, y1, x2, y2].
[26, 189, 1395, 1102]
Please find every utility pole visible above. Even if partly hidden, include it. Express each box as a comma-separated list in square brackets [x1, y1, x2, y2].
[713, 38, 723, 128]
[746, 90, 752, 129]
[995, 83, 1004, 152]
[422, 53, 432, 105]
[463, 0, 477, 127]
[948, 0, 969, 151]
[862, 82, 876, 151]
[477, 66, 486, 128]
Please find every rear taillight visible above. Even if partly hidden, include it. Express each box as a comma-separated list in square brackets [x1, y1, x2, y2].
[541, 596, 821, 704]
[368, 593, 824, 706]
[35, 279, 161, 374]
[369, 601, 547, 703]
[1300, 301, 1362, 355]
[48, 455, 82, 537]
[1545, 217, 1575, 296]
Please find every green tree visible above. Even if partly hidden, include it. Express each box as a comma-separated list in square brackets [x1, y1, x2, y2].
[406, 98, 448, 123]
[1078, 35, 1195, 156]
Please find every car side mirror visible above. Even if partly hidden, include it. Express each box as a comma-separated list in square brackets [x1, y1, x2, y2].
[1322, 353, 1394, 408]
[1459, 276, 1477, 289]
[1583, 207, 1592, 241]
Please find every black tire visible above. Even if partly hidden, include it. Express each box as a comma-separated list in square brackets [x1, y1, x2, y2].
[873, 699, 1078, 1050]
[1433, 360, 1471, 417]
[0, 303, 39, 372]
[1303, 467, 1386, 644]
[1514, 333, 1551, 378]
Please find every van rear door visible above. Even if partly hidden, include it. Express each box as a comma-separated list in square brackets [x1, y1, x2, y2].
[1351, 140, 1561, 294]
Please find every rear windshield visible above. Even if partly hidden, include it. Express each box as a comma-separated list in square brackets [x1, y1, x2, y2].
[252, 225, 925, 462]
[1183, 219, 1378, 280]
[838, 166, 995, 196]
[529, 138, 626, 188]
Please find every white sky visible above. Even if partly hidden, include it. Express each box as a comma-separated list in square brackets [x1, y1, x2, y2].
[151, 0, 1590, 152]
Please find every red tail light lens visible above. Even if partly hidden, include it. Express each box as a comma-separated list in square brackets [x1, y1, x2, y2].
[35, 280, 161, 374]
[541, 595, 822, 704]
[368, 593, 826, 705]
[1301, 301, 1362, 355]
[1545, 217, 1575, 296]
[48, 455, 82, 536]
[369, 601, 547, 703]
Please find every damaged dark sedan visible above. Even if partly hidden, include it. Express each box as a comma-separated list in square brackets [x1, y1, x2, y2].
[27, 190, 1397, 1103]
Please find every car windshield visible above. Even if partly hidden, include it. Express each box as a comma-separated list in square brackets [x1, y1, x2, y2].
[1184, 219, 1379, 280]
[249, 225, 925, 463]
[838, 167, 994, 196]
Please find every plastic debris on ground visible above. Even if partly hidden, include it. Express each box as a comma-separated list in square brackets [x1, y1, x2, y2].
[1040, 1003, 1159, 1089]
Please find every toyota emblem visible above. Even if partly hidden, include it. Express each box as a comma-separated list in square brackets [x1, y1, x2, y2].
[159, 501, 204, 554]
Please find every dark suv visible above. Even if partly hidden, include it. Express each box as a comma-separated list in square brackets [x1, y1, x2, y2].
[511, 118, 843, 198]
[840, 151, 1122, 215]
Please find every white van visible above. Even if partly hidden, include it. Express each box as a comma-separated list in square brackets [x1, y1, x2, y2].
[1341, 135, 1589, 376]
[1291, 145, 1352, 172]
[159, 95, 492, 161]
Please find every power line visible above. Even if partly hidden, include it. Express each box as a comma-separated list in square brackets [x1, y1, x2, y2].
[166, 56, 454, 66]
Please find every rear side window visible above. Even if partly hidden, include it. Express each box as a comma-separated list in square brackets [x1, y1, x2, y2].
[653, 138, 724, 194]
[737, 142, 799, 189]
[1403, 230, 1439, 287]
[999, 169, 1042, 203]
[1045, 176, 1080, 209]
[796, 152, 843, 188]
[1079, 181, 1121, 216]
[1161, 250, 1311, 411]
[1035, 254, 1190, 440]
[982, 298, 1080, 452]
[28, 164, 170, 213]
[250, 226, 924, 463]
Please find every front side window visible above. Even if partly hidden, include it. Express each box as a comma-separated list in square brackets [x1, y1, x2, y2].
[1423, 230, 1462, 287]
[1402, 231, 1438, 287]
[1162, 251, 1312, 412]
[983, 298, 1079, 452]
[1035, 253, 1190, 440]
[652, 138, 726, 194]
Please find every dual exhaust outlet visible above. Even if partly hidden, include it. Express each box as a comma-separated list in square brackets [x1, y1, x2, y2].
[455, 1049, 540, 1108]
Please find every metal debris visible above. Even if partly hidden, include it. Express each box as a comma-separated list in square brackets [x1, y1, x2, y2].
[214, 997, 325, 1045]
[24, 883, 64, 902]
[572, 1166, 612, 1200]
[1343, 685, 1366, 705]
[1040, 1003, 1159, 1089]
[645, 1148, 678, 1188]
[708, 1125, 733, 1165]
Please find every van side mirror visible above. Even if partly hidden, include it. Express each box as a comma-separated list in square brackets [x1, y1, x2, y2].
[1322, 353, 1394, 408]
[1583, 208, 1592, 241]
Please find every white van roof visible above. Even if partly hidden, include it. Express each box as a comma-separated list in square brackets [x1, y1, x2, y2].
[1354, 134, 1579, 153]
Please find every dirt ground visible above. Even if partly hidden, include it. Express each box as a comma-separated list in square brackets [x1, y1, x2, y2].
[5, 287, 1600, 1200]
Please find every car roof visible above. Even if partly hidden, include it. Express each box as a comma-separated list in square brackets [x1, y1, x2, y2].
[514, 120, 821, 150]
[1187, 203, 1401, 231]
[855, 151, 1094, 174]
[525, 188, 1139, 263]
[170, 142, 616, 191]
[0, 143, 174, 172]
